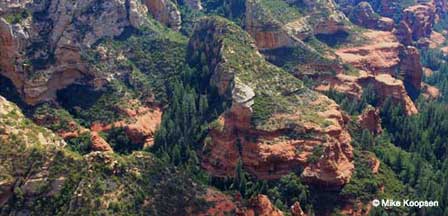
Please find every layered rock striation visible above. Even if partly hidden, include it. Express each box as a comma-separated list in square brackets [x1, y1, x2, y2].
[333, 30, 421, 114]
[189, 17, 354, 187]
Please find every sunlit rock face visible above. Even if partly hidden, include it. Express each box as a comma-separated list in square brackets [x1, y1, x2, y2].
[189, 17, 354, 187]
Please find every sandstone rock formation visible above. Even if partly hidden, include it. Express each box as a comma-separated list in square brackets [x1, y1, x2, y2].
[340, 201, 373, 216]
[334, 30, 422, 112]
[291, 201, 307, 216]
[401, 46, 423, 93]
[369, 155, 381, 174]
[199, 189, 237, 216]
[421, 83, 441, 99]
[335, 0, 402, 20]
[245, 0, 298, 49]
[349, 2, 394, 31]
[0, 109, 211, 214]
[358, 106, 382, 135]
[359, 74, 418, 115]
[244, 1, 424, 115]
[245, 194, 284, 216]
[396, 20, 414, 45]
[335, 31, 402, 74]
[143, 0, 182, 31]
[244, 0, 345, 78]
[90, 132, 113, 152]
[429, 31, 446, 48]
[315, 73, 418, 115]
[0, 96, 66, 147]
[199, 191, 290, 216]
[190, 17, 354, 187]
[0, 0, 153, 105]
[301, 0, 349, 35]
[402, 3, 436, 41]
[91, 105, 162, 148]
[245, 0, 349, 49]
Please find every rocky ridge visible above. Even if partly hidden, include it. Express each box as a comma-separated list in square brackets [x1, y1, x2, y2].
[189, 17, 354, 187]
[333, 30, 422, 112]
[241, 0, 424, 116]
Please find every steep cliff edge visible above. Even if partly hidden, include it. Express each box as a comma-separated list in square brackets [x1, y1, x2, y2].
[333, 30, 421, 114]
[143, 0, 182, 31]
[0, 0, 166, 105]
[241, 0, 422, 115]
[244, 0, 348, 49]
[189, 17, 354, 187]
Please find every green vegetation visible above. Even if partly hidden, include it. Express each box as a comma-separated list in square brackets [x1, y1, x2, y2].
[0, 99, 211, 215]
[259, 0, 302, 24]
[66, 132, 92, 155]
[307, 145, 324, 164]
[57, 82, 127, 126]
[102, 127, 140, 154]
[421, 48, 448, 102]
[33, 104, 75, 133]
[201, 0, 246, 25]
[326, 84, 378, 115]
[3, 10, 30, 24]
[188, 17, 336, 130]
[3, 1, 448, 215]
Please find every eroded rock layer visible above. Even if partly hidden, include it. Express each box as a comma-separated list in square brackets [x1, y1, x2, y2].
[189, 17, 354, 187]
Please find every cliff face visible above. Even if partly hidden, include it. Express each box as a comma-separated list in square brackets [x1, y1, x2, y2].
[189, 17, 354, 187]
[243, 0, 345, 82]
[0, 0, 168, 105]
[244, 0, 298, 49]
[316, 72, 418, 116]
[358, 106, 383, 135]
[349, 2, 395, 31]
[334, 30, 421, 113]
[402, 3, 436, 41]
[242, 0, 424, 117]
[91, 105, 162, 148]
[245, 0, 348, 49]
[143, 0, 182, 31]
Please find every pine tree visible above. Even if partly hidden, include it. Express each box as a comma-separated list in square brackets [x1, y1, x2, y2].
[233, 158, 247, 195]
